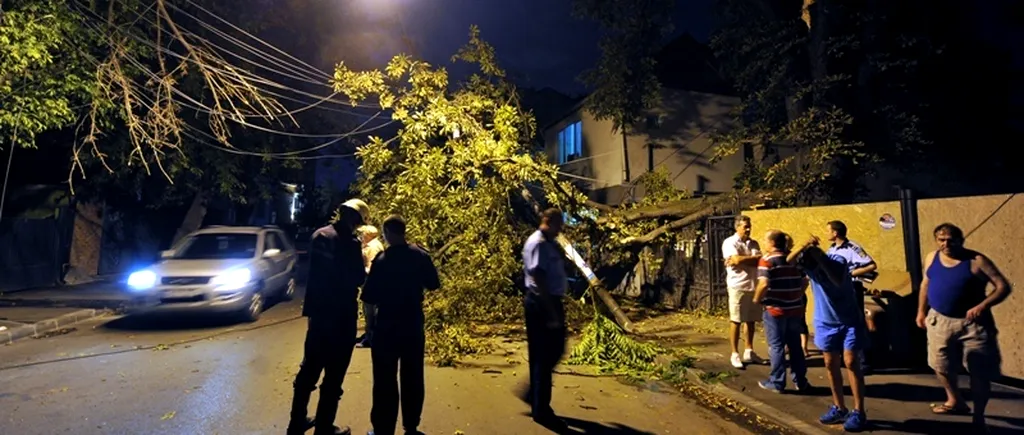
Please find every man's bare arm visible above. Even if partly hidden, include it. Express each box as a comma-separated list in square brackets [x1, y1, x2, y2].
[753, 278, 769, 304]
[976, 254, 1013, 310]
[917, 252, 933, 317]
[737, 255, 762, 266]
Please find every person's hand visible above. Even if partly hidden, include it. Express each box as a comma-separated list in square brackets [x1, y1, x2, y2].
[965, 304, 987, 322]
[804, 235, 821, 248]
[916, 311, 927, 329]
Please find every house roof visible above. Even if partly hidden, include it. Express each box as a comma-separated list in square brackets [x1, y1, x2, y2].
[541, 33, 737, 132]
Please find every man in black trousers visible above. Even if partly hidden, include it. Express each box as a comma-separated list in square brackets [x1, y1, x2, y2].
[362, 215, 440, 435]
[519, 208, 569, 431]
[287, 199, 369, 435]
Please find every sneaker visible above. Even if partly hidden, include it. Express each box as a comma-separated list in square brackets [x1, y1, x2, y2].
[742, 349, 764, 365]
[843, 410, 867, 432]
[758, 380, 783, 393]
[793, 380, 812, 393]
[730, 353, 745, 369]
[819, 405, 848, 425]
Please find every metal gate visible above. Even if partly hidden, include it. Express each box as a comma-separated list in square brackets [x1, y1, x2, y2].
[688, 215, 736, 311]
[0, 209, 74, 292]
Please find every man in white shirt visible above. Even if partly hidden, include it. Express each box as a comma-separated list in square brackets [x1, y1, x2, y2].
[722, 215, 764, 369]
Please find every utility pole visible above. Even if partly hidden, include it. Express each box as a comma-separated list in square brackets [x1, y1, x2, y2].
[0, 129, 18, 226]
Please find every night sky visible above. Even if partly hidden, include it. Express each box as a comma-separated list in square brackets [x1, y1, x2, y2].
[333, 0, 716, 94]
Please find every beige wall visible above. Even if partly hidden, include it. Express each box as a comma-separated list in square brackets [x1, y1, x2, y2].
[743, 201, 910, 329]
[544, 89, 746, 199]
[917, 194, 1024, 379]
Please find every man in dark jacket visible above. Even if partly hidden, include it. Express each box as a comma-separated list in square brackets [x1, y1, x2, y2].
[362, 215, 441, 435]
[288, 199, 369, 435]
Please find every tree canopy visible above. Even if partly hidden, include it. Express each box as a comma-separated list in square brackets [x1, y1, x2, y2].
[2, 0, 377, 217]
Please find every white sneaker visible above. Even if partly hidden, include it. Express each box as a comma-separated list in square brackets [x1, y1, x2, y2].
[730, 352, 745, 369]
[743, 349, 764, 364]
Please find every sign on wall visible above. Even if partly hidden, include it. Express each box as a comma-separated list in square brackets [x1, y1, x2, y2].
[879, 213, 897, 230]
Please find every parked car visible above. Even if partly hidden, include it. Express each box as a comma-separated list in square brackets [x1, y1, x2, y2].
[125, 225, 298, 322]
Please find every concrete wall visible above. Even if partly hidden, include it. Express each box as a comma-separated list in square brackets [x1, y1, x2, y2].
[917, 193, 1024, 379]
[740, 195, 1024, 379]
[66, 202, 104, 283]
[544, 89, 746, 200]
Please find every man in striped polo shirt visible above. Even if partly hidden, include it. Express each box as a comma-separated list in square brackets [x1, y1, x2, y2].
[753, 230, 810, 393]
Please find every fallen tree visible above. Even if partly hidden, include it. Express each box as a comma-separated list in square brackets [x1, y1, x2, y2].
[326, 28, 776, 367]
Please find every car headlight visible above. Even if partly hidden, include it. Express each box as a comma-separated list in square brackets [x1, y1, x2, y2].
[127, 270, 157, 291]
[210, 268, 253, 291]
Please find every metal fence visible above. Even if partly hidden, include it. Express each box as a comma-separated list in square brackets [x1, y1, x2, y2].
[658, 215, 735, 311]
[0, 208, 74, 292]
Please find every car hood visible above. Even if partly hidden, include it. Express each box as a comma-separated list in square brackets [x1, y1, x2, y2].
[149, 258, 255, 277]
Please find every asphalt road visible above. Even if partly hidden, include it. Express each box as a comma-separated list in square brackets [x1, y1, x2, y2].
[0, 288, 752, 435]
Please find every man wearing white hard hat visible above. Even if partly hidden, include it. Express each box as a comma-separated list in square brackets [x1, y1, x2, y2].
[287, 199, 368, 435]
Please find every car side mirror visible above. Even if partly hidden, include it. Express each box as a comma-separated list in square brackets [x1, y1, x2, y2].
[263, 249, 281, 258]
[160, 250, 175, 259]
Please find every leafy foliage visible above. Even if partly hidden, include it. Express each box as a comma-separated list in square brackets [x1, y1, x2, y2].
[330, 27, 569, 361]
[4, 0, 358, 213]
[0, 0, 96, 148]
[329, 27, 686, 367]
[708, 0, 944, 203]
[567, 308, 665, 375]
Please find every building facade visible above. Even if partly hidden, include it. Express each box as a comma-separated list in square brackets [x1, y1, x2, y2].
[543, 88, 751, 205]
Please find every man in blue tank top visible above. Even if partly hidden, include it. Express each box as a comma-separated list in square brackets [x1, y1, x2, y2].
[916, 223, 1012, 432]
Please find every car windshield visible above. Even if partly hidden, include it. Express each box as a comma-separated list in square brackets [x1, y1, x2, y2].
[176, 233, 258, 260]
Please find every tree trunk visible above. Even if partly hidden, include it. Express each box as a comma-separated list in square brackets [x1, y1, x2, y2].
[621, 124, 631, 183]
[171, 191, 209, 247]
[518, 188, 634, 332]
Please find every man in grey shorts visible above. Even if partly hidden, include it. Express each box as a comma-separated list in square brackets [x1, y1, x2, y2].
[916, 223, 1012, 433]
[722, 215, 764, 369]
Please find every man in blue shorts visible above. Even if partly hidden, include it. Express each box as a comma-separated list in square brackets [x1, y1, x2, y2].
[788, 235, 868, 432]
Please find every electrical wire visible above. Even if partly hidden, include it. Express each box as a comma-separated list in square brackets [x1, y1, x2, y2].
[120, 74, 384, 159]
[181, 0, 332, 80]
[71, 50, 382, 161]
[68, 1, 382, 115]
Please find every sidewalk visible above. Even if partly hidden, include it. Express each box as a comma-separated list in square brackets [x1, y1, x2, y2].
[0, 279, 131, 310]
[0, 280, 127, 344]
[633, 311, 1024, 435]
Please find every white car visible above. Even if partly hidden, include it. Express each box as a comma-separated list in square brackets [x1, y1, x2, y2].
[125, 226, 298, 322]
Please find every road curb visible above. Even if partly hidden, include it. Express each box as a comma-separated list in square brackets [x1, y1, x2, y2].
[0, 298, 127, 310]
[0, 308, 111, 345]
[683, 367, 831, 435]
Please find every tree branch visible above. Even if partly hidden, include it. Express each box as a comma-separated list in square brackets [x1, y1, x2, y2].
[619, 190, 781, 247]
[543, 170, 614, 213]
[434, 233, 468, 259]
[596, 196, 712, 224]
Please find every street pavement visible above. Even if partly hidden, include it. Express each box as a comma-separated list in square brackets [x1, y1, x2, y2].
[0, 288, 753, 435]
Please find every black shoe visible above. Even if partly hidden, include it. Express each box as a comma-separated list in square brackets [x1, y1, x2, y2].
[313, 394, 345, 435]
[533, 413, 569, 433]
[355, 337, 372, 348]
[286, 417, 315, 435]
[313, 425, 350, 435]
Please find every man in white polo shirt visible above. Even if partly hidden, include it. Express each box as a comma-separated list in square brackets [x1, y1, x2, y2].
[722, 215, 764, 369]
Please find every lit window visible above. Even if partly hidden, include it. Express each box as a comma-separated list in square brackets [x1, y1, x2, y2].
[558, 121, 583, 164]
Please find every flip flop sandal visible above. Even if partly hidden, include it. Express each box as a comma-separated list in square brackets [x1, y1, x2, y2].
[930, 403, 971, 415]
